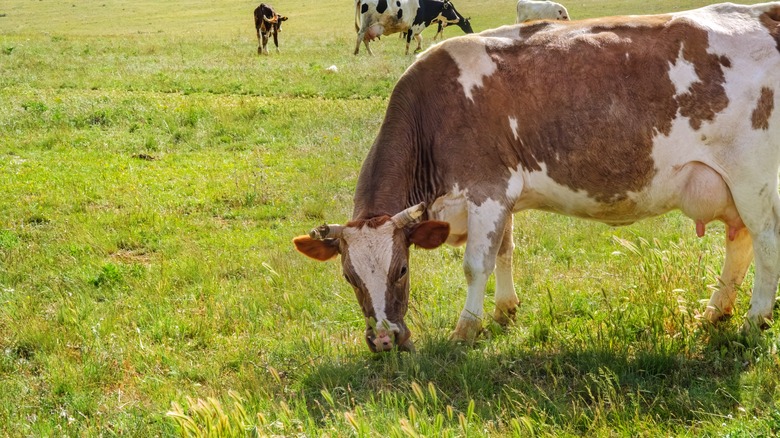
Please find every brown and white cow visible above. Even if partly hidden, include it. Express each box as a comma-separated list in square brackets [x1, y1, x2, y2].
[295, 2, 780, 352]
[254, 3, 288, 55]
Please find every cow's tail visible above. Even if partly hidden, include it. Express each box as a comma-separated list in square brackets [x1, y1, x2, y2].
[355, 0, 361, 32]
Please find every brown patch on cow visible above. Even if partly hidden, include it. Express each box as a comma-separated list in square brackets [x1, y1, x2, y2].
[760, 6, 780, 54]
[476, 18, 669, 202]
[751, 87, 775, 130]
[583, 14, 673, 29]
[671, 23, 730, 130]
[382, 230, 412, 325]
[518, 21, 552, 39]
[343, 262, 376, 322]
[459, 16, 729, 204]
[347, 215, 392, 228]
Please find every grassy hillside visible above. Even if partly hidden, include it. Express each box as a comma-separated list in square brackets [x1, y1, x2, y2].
[1, 0, 779, 436]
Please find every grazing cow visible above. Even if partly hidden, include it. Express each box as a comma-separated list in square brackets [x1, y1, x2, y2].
[296, 2, 780, 352]
[254, 3, 288, 55]
[355, 0, 473, 55]
[431, 11, 471, 41]
[516, 0, 570, 23]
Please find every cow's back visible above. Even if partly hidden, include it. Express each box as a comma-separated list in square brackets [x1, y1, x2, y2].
[382, 3, 780, 216]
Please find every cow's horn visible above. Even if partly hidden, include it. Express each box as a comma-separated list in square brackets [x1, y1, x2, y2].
[391, 203, 426, 228]
[309, 224, 344, 240]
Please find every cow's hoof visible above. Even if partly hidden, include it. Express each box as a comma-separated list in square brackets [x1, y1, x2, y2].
[449, 317, 483, 344]
[702, 306, 732, 324]
[741, 315, 772, 334]
[493, 302, 518, 327]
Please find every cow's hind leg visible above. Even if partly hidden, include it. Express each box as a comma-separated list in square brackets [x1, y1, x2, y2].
[493, 215, 519, 326]
[355, 31, 373, 56]
[703, 227, 753, 323]
[354, 32, 364, 55]
[413, 34, 423, 53]
[451, 202, 510, 343]
[730, 185, 780, 331]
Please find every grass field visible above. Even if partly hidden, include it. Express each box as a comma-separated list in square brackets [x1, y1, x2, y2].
[2, 0, 779, 435]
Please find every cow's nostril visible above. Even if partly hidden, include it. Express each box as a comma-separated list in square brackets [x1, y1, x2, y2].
[371, 332, 395, 351]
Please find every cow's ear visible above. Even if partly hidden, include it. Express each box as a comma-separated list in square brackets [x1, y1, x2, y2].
[293, 236, 340, 261]
[408, 221, 450, 249]
[280, 15, 289, 21]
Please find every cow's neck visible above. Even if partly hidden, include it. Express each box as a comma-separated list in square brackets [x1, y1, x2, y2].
[352, 110, 440, 221]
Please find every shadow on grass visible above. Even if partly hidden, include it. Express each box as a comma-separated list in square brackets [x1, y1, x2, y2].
[297, 323, 776, 433]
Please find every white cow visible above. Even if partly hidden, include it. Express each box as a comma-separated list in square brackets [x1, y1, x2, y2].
[516, 0, 570, 23]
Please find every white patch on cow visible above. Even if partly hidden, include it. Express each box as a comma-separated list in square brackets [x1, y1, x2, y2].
[343, 222, 399, 332]
[506, 165, 525, 200]
[668, 45, 699, 96]
[444, 37, 502, 102]
[429, 184, 469, 242]
[511, 163, 648, 224]
[508, 116, 519, 140]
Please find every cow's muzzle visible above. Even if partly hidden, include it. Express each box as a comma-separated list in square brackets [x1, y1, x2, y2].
[365, 324, 413, 353]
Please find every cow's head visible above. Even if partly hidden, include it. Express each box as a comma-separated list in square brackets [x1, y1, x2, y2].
[276, 15, 288, 32]
[458, 16, 474, 33]
[293, 203, 450, 353]
[442, 1, 474, 34]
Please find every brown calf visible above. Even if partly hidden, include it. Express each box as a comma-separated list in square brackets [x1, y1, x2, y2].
[254, 3, 288, 55]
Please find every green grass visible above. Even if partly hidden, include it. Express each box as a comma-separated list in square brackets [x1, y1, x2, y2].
[1, 0, 779, 436]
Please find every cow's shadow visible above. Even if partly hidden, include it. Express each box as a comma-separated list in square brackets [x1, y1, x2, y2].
[299, 326, 769, 430]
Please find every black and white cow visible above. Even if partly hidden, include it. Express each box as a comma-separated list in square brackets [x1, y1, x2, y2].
[355, 0, 473, 55]
[254, 3, 288, 55]
[297, 2, 780, 353]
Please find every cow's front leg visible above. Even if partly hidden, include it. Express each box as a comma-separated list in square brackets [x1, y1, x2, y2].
[261, 33, 270, 55]
[404, 32, 413, 55]
[745, 226, 780, 331]
[493, 215, 518, 326]
[703, 227, 753, 323]
[451, 202, 509, 343]
[730, 186, 780, 331]
[273, 30, 280, 53]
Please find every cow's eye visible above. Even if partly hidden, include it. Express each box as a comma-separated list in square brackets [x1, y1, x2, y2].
[399, 266, 408, 278]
